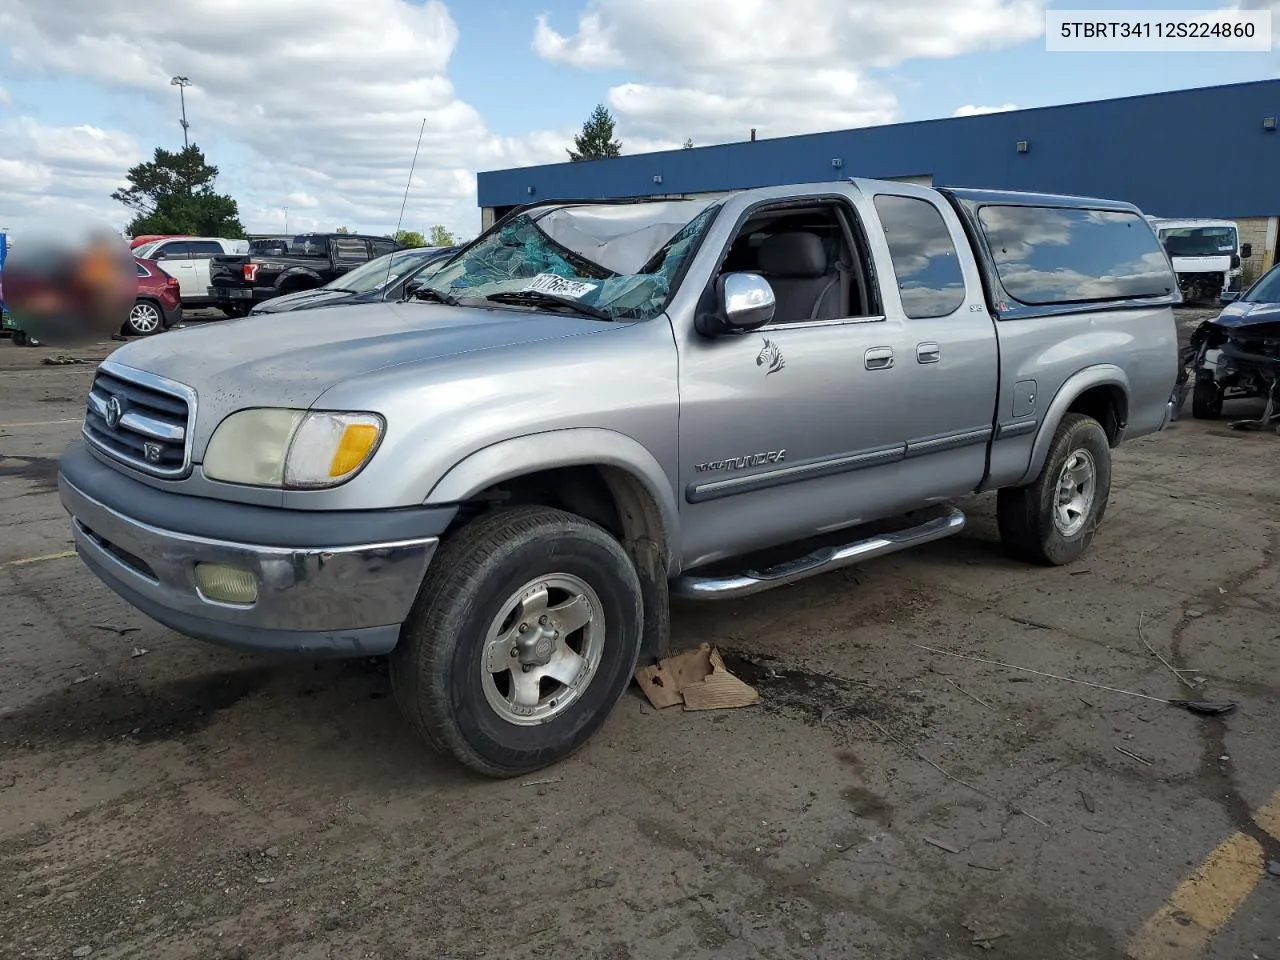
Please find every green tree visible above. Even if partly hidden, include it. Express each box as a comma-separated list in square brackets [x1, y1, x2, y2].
[392, 229, 425, 248]
[567, 104, 622, 162]
[111, 144, 245, 238]
[428, 225, 456, 246]
[683, 138, 694, 149]
[335, 226, 352, 234]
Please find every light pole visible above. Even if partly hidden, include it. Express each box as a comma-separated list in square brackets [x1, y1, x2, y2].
[170, 76, 191, 148]
[283, 207, 289, 234]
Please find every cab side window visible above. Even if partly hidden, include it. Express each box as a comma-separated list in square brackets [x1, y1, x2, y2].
[153, 242, 191, 261]
[716, 201, 879, 325]
[186, 241, 225, 257]
[872, 195, 966, 319]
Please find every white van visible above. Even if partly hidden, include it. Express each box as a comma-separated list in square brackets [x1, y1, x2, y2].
[1147, 217, 1249, 304]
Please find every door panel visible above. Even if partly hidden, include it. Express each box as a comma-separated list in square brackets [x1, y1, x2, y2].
[676, 317, 913, 567]
[867, 190, 999, 503]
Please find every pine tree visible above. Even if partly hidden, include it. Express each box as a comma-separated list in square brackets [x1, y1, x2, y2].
[568, 104, 622, 162]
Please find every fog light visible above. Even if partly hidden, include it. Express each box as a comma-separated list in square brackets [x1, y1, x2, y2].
[194, 563, 259, 605]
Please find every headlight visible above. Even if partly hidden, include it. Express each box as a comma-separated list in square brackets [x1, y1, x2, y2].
[203, 409, 384, 488]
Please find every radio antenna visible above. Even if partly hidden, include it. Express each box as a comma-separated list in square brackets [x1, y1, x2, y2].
[385, 117, 426, 294]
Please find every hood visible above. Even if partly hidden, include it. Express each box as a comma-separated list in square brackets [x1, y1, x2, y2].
[250, 288, 355, 313]
[108, 301, 620, 450]
[1212, 299, 1280, 328]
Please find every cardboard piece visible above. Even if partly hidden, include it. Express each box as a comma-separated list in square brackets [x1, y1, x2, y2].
[634, 642, 759, 711]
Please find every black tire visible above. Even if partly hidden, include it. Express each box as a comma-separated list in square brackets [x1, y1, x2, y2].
[390, 506, 644, 778]
[997, 413, 1112, 566]
[12, 330, 27, 346]
[1191, 379, 1223, 420]
[125, 299, 164, 336]
[221, 303, 252, 318]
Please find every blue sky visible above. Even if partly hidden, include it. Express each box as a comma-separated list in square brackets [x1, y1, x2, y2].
[0, 0, 1275, 239]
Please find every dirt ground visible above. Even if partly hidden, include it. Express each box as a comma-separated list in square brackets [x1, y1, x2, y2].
[2, 309, 1278, 960]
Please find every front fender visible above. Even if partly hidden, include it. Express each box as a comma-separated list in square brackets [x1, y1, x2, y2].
[425, 427, 682, 566]
[1016, 364, 1130, 486]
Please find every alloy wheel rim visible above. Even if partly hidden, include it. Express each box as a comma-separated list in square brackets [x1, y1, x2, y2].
[480, 574, 605, 726]
[130, 303, 160, 332]
[1054, 448, 1097, 537]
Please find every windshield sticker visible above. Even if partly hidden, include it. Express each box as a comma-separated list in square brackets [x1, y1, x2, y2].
[521, 273, 598, 299]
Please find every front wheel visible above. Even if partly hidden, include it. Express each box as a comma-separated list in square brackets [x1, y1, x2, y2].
[997, 413, 1112, 566]
[390, 506, 644, 778]
[125, 299, 163, 336]
[1191, 379, 1223, 420]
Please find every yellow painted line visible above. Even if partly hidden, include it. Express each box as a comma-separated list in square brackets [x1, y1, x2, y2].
[1253, 789, 1280, 841]
[0, 418, 83, 428]
[0, 550, 77, 568]
[1128, 831, 1264, 960]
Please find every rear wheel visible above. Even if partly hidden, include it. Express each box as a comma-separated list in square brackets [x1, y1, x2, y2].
[1191, 379, 1224, 420]
[221, 303, 252, 318]
[12, 330, 27, 346]
[390, 506, 644, 778]
[997, 413, 1112, 566]
[124, 299, 163, 336]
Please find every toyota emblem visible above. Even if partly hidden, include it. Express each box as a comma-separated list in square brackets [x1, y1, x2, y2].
[104, 395, 123, 430]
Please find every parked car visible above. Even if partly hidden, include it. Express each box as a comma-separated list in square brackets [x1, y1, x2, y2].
[247, 246, 459, 315]
[208, 233, 402, 316]
[1181, 259, 1280, 419]
[126, 256, 184, 336]
[130, 237, 250, 315]
[57, 179, 1180, 777]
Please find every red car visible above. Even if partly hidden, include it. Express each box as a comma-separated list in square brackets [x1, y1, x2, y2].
[127, 257, 182, 336]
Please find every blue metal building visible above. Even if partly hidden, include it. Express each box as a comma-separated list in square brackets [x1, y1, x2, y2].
[477, 80, 1280, 270]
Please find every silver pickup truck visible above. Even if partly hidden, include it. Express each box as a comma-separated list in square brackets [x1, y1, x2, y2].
[57, 179, 1181, 776]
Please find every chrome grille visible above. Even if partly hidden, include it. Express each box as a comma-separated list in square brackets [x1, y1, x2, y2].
[83, 362, 195, 478]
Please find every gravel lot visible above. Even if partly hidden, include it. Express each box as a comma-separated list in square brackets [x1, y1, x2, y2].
[2, 308, 1278, 960]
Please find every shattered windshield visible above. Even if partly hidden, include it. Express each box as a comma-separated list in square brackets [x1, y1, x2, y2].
[1157, 226, 1238, 258]
[418, 199, 721, 321]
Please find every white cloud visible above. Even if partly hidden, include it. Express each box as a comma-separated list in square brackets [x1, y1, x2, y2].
[534, 0, 1045, 145]
[0, 0, 565, 239]
[0, 84, 10, 106]
[953, 103, 1020, 117]
[0, 118, 143, 230]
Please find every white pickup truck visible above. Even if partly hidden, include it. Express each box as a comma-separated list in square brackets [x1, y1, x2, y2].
[131, 237, 250, 312]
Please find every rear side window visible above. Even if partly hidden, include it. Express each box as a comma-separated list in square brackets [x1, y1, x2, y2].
[187, 241, 224, 257]
[873, 195, 966, 319]
[977, 205, 1176, 305]
[331, 238, 370, 263]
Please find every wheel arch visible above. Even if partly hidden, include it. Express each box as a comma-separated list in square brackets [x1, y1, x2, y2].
[1017, 365, 1130, 486]
[425, 429, 681, 660]
[275, 267, 324, 292]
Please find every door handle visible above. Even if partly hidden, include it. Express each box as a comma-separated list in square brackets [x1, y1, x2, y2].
[916, 341, 940, 364]
[864, 346, 894, 371]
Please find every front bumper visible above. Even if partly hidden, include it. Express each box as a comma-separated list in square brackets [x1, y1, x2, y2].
[58, 443, 451, 657]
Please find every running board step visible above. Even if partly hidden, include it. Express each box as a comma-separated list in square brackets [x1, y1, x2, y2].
[671, 505, 966, 600]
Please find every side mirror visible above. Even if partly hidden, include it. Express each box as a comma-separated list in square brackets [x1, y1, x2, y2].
[1241, 243, 1252, 260]
[403, 278, 424, 298]
[1218, 291, 1240, 304]
[715, 272, 775, 333]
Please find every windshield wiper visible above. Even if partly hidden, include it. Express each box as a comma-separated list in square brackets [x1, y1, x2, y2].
[412, 287, 460, 306]
[485, 290, 613, 321]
